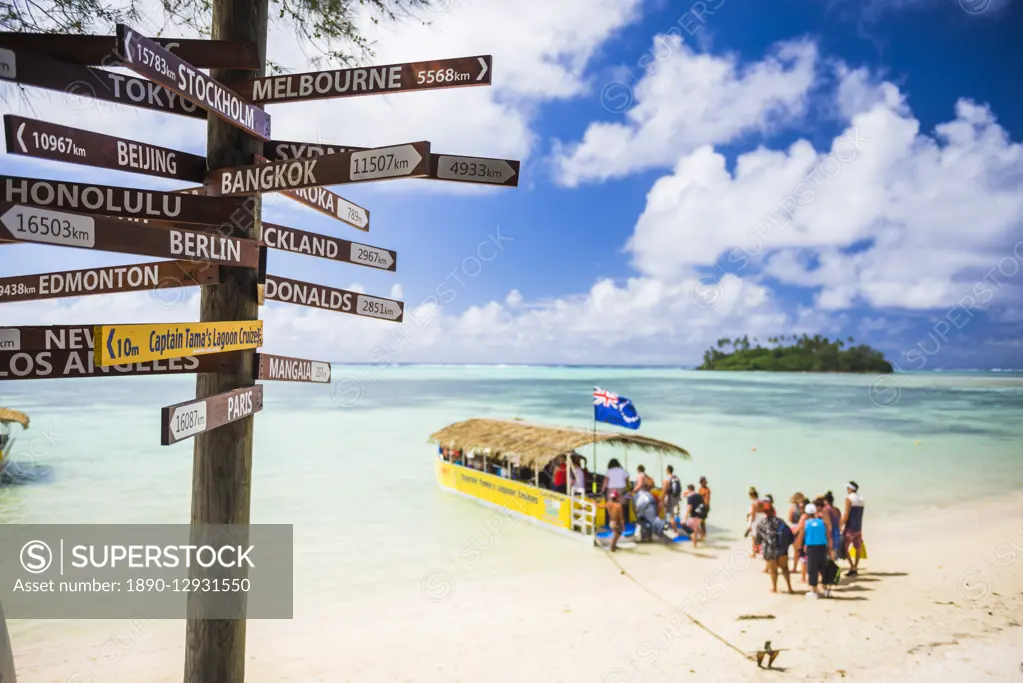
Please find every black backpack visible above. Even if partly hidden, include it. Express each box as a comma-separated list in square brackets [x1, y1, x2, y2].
[777, 520, 794, 552]
[668, 476, 682, 498]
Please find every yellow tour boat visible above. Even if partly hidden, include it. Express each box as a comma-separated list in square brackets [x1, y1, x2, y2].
[430, 418, 691, 545]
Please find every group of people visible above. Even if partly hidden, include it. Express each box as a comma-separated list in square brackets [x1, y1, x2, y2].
[748, 482, 867, 598]
[601, 460, 713, 551]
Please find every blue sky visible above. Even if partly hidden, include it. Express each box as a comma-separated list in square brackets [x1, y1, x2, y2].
[2, 0, 1021, 368]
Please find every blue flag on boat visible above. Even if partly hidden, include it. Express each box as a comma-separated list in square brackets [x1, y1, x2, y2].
[593, 386, 641, 430]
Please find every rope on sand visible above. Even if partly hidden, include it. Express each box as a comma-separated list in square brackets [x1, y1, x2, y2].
[601, 547, 755, 663]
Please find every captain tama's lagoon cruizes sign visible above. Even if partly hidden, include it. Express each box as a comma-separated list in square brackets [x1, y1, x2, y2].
[0, 23, 518, 450]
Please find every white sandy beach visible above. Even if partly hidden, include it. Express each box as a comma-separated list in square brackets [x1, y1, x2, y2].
[10, 491, 1023, 683]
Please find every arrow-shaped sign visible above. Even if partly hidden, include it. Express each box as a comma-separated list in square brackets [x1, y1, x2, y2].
[206, 141, 431, 196]
[114, 24, 271, 140]
[161, 385, 264, 446]
[263, 275, 404, 323]
[15, 121, 26, 153]
[262, 223, 396, 271]
[231, 55, 493, 104]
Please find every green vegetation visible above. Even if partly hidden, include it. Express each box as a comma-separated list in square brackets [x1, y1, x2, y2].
[698, 335, 893, 373]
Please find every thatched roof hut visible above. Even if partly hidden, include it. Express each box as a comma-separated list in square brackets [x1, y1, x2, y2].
[429, 418, 690, 469]
[0, 409, 29, 429]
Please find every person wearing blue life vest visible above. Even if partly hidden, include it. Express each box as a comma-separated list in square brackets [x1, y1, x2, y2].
[795, 502, 834, 599]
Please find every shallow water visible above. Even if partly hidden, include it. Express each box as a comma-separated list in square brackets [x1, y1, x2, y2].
[2, 367, 1022, 633]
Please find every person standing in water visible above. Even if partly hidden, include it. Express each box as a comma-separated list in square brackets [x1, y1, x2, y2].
[841, 481, 866, 576]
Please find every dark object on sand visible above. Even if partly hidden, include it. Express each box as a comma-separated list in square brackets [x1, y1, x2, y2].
[737, 615, 776, 620]
[754, 640, 784, 668]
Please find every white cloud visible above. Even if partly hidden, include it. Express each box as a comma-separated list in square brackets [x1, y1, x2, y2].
[551, 36, 819, 186]
[623, 67, 1023, 313]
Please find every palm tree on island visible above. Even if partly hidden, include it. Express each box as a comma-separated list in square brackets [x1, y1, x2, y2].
[698, 335, 893, 373]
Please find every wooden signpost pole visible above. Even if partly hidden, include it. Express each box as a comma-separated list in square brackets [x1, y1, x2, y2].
[183, 0, 267, 681]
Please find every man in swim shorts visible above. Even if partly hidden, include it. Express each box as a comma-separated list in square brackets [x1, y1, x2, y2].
[841, 481, 866, 576]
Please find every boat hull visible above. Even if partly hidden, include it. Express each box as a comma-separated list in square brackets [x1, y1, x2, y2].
[435, 460, 584, 539]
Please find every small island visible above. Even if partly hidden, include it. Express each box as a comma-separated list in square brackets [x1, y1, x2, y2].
[698, 334, 893, 373]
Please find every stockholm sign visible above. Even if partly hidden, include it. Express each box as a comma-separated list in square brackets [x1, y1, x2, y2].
[114, 24, 271, 140]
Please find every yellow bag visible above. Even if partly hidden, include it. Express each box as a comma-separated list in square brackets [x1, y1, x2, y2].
[849, 541, 867, 561]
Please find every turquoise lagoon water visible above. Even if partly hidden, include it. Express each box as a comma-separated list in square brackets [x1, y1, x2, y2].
[2, 367, 1022, 634]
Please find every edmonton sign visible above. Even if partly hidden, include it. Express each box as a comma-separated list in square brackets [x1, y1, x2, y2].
[0, 260, 219, 304]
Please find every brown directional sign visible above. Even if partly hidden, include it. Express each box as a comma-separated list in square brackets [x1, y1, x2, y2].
[0, 259, 219, 304]
[0, 33, 259, 69]
[1, 175, 244, 225]
[0, 349, 242, 380]
[255, 352, 331, 383]
[161, 384, 264, 446]
[262, 223, 395, 271]
[0, 47, 206, 121]
[1, 323, 135, 351]
[205, 141, 431, 196]
[0, 201, 260, 268]
[232, 55, 493, 104]
[263, 274, 404, 322]
[115, 24, 271, 140]
[4, 115, 207, 183]
[264, 139, 519, 187]
[265, 140, 367, 162]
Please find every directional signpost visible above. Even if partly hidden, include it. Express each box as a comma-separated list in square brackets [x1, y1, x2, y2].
[161, 385, 264, 446]
[255, 352, 331, 383]
[93, 320, 264, 366]
[114, 24, 271, 140]
[232, 55, 492, 104]
[205, 141, 430, 196]
[263, 274, 404, 322]
[0, 260, 219, 303]
[0, 26, 516, 683]
[262, 223, 394, 270]
[4, 115, 207, 183]
[0, 202, 261, 267]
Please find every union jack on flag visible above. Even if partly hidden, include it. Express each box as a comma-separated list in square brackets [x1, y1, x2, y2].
[593, 385, 641, 430]
[593, 387, 619, 408]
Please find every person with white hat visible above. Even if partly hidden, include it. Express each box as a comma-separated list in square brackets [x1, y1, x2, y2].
[796, 501, 833, 598]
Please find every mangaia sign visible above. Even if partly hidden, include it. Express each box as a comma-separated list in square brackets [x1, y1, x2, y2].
[255, 352, 331, 383]
[93, 320, 264, 366]
[161, 384, 264, 446]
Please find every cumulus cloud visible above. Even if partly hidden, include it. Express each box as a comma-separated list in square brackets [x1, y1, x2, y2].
[551, 36, 819, 186]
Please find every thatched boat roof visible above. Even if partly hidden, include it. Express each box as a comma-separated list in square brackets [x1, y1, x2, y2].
[429, 418, 690, 468]
[0, 408, 29, 429]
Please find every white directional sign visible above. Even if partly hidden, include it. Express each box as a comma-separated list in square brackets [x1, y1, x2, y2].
[170, 400, 207, 443]
[356, 294, 403, 321]
[349, 144, 425, 182]
[1, 205, 96, 248]
[350, 242, 394, 270]
[434, 155, 519, 186]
